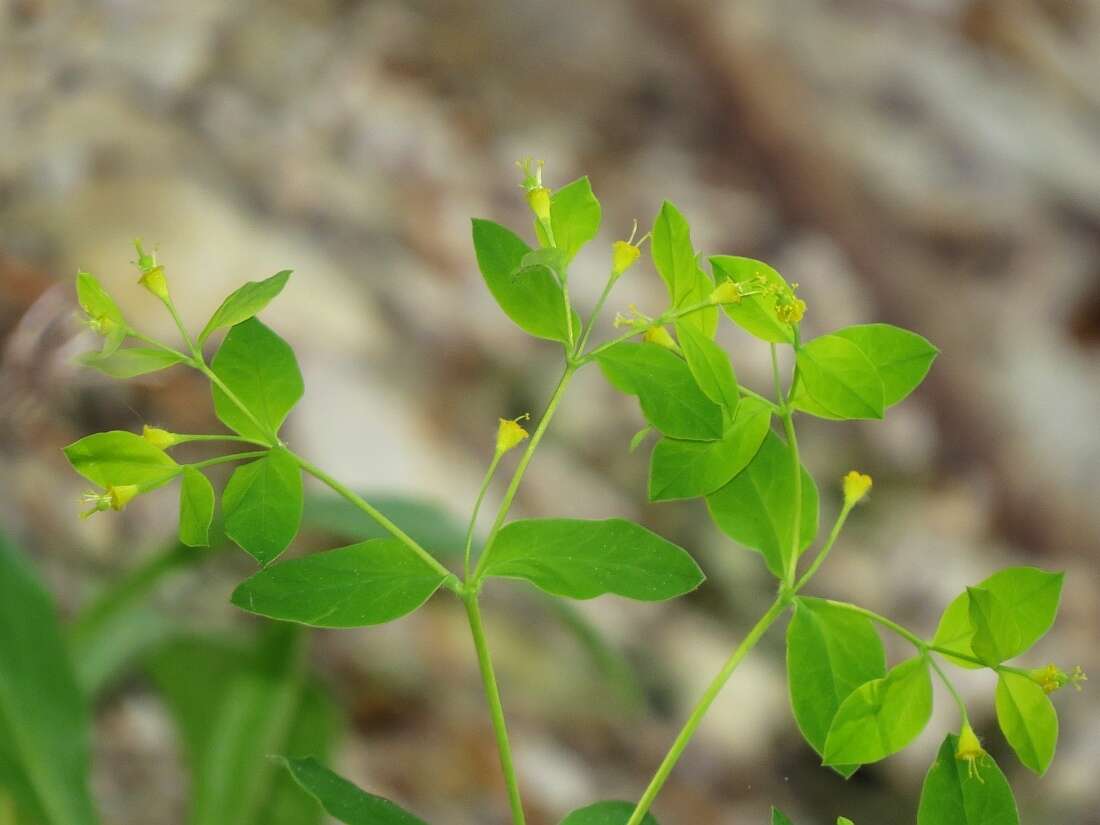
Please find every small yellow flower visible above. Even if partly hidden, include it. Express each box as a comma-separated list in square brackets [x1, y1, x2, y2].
[134, 240, 170, 302]
[612, 240, 641, 277]
[842, 470, 872, 507]
[496, 414, 531, 455]
[1029, 663, 1088, 694]
[81, 484, 140, 518]
[955, 723, 989, 782]
[82, 312, 120, 338]
[526, 186, 552, 223]
[142, 425, 179, 450]
[710, 280, 743, 305]
[643, 325, 678, 352]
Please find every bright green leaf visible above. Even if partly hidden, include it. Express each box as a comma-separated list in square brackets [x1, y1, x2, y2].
[823, 656, 933, 766]
[78, 346, 187, 378]
[651, 202, 717, 337]
[917, 734, 1019, 825]
[837, 819, 854, 825]
[179, 467, 215, 548]
[648, 396, 771, 501]
[303, 494, 469, 560]
[995, 671, 1057, 775]
[211, 318, 304, 443]
[0, 533, 98, 825]
[64, 430, 181, 489]
[833, 324, 938, 407]
[472, 218, 577, 344]
[595, 342, 724, 440]
[795, 334, 884, 420]
[932, 567, 1063, 669]
[232, 538, 447, 628]
[709, 256, 794, 343]
[786, 597, 886, 775]
[198, 270, 292, 344]
[770, 809, 794, 825]
[76, 270, 127, 357]
[705, 432, 819, 578]
[280, 756, 430, 825]
[674, 321, 739, 416]
[482, 518, 704, 601]
[543, 176, 601, 263]
[516, 247, 568, 281]
[223, 448, 303, 565]
[967, 587, 1022, 666]
[559, 801, 659, 825]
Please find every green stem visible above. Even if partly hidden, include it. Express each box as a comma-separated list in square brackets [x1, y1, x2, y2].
[575, 272, 619, 356]
[465, 452, 503, 581]
[289, 452, 460, 593]
[794, 502, 854, 592]
[578, 299, 719, 365]
[189, 450, 269, 470]
[624, 595, 789, 825]
[174, 433, 270, 447]
[464, 593, 527, 825]
[197, 363, 280, 447]
[771, 343, 803, 587]
[824, 600, 927, 650]
[164, 296, 200, 359]
[473, 366, 576, 581]
[131, 330, 194, 363]
[929, 655, 970, 724]
[739, 385, 782, 413]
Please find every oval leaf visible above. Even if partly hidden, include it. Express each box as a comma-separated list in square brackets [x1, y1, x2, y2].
[705, 432, 819, 578]
[967, 586, 1022, 666]
[76, 270, 127, 357]
[560, 801, 659, 825]
[223, 448, 303, 565]
[674, 320, 740, 416]
[823, 656, 933, 766]
[232, 538, 447, 628]
[78, 347, 186, 378]
[481, 518, 704, 601]
[651, 202, 716, 337]
[179, 466, 215, 548]
[199, 270, 292, 344]
[917, 734, 1019, 825]
[280, 756, 430, 825]
[541, 176, 601, 263]
[64, 430, 180, 489]
[995, 671, 1057, 775]
[833, 323, 938, 407]
[795, 334, 884, 420]
[786, 597, 886, 775]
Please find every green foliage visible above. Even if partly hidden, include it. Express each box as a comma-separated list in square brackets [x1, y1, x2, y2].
[179, 467, 216, 547]
[78, 346, 187, 377]
[770, 808, 794, 825]
[537, 176, 602, 262]
[232, 538, 448, 628]
[823, 656, 933, 766]
[222, 448, 303, 565]
[995, 672, 1058, 775]
[832, 324, 938, 407]
[199, 270, 292, 344]
[795, 334, 884, 420]
[64, 430, 180, 489]
[650, 202, 716, 337]
[279, 757, 429, 825]
[211, 318, 304, 443]
[786, 597, 886, 775]
[76, 270, 127, 357]
[705, 432, 819, 578]
[709, 256, 794, 343]
[559, 801, 660, 825]
[674, 320, 740, 417]
[0, 533, 98, 825]
[917, 735, 1018, 825]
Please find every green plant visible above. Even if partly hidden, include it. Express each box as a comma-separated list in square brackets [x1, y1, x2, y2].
[48, 163, 1084, 825]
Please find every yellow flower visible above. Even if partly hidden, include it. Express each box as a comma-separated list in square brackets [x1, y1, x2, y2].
[134, 240, 170, 301]
[526, 186, 552, 223]
[142, 425, 179, 450]
[955, 723, 989, 782]
[496, 414, 530, 455]
[643, 325, 678, 352]
[81, 484, 140, 518]
[612, 240, 641, 277]
[1029, 663, 1088, 694]
[710, 280, 743, 305]
[842, 470, 872, 507]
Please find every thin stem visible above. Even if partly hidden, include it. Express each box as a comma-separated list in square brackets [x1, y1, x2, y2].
[165, 297, 200, 359]
[929, 655, 970, 724]
[464, 594, 527, 825]
[189, 450, 269, 469]
[289, 452, 460, 593]
[794, 502, 854, 592]
[130, 330, 195, 363]
[473, 366, 576, 581]
[174, 433, 270, 448]
[824, 600, 927, 650]
[624, 595, 789, 825]
[771, 343, 804, 587]
[578, 299, 719, 365]
[575, 272, 619, 356]
[739, 385, 782, 413]
[465, 452, 504, 581]
[927, 644, 993, 670]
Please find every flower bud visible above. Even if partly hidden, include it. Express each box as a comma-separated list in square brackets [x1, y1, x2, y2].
[710, 280, 743, 305]
[842, 470, 872, 507]
[955, 723, 988, 781]
[643, 325, 678, 352]
[142, 425, 180, 450]
[496, 414, 530, 455]
[612, 240, 641, 277]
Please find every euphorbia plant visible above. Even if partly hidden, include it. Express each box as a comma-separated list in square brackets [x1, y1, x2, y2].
[63, 164, 1083, 825]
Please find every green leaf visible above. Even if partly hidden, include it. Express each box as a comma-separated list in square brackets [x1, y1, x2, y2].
[303, 494, 469, 560]
[78, 346, 187, 378]
[481, 518, 704, 601]
[64, 430, 181, 489]
[179, 467, 215, 548]
[595, 342, 724, 440]
[515, 247, 569, 281]
[786, 597, 886, 775]
[995, 671, 1057, 775]
[648, 396, 771, 501]
[674, 321, 739, 416]
[198, 270, 292, 344]
[966, 587, 1022, 666]
[211, 318, 304, 443]
[932, 567, 1063, 668]
[232, 538, 448, 628]
[833, 324, 938, 407]
[709, 256, 794, 343]
[559, 801, 659, 825]
[837, 819, 854, 825]
[280, 756, 430, 825]
[770, 809, 794, 825]
[223, 448, 303, 565]
[146, 628, 313, 825]
[0, 533, 98, 825]
[705, 432, 819, 578]
[543, 176, 602, 263]
[76, 270, 127, 357]
[651, 202, 716, 337]
[795, 334, 885, 420]
[823, 656, 933, 766]
[471, 218, 577, 343]
[917, 734, 1019, 825]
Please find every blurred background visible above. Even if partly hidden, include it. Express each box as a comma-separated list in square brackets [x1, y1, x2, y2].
[2, 0, 1099, 823]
